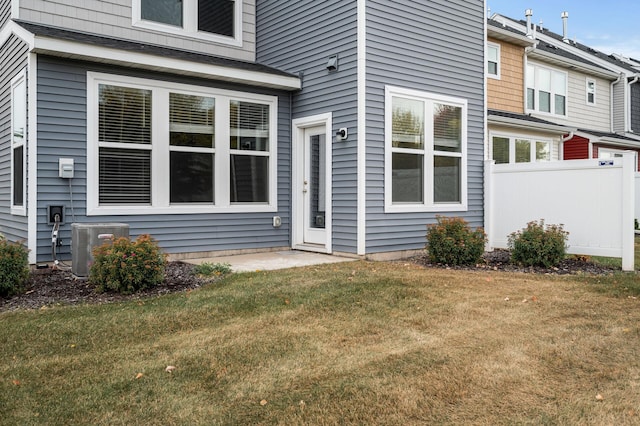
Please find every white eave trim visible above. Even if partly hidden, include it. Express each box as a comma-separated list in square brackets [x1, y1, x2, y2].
[0, 20, 35, 47]
[34, 37, 301, 90]
[2, 22, 300, 91]
[574, 130, 640, 148]
[487, 26, 535, 47]
[488, 114, 574, 134]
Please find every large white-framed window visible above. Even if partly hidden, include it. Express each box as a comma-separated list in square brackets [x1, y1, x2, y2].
[487, 42, 501, 79]
[385, 86, 468, 213]
[490, 133, 552, 164]
[586, 78, 596, 105]
[526, 63, 567, 116]
[132, 0, 242, 46]
[11, 71, 27, 215]
[87, 72, 277, 215]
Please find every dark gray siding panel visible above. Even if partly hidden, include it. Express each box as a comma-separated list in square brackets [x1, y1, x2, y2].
[36, 56, 292, 262]
[631, 83, 640, 133]
[0, 0, 10, 28]
[257, 0, 359, 254]
[0, 35, 29, 242]
[365, 0, 486, 253]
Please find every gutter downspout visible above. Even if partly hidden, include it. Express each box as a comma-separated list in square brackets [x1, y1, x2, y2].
[611, 73, 623, 133]
[628, 74, 639, 133]
[560, 131, 574, 161]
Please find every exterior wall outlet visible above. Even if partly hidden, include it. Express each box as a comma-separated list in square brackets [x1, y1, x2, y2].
[273, 216, 282, 228]
[47, 205, 64, 224]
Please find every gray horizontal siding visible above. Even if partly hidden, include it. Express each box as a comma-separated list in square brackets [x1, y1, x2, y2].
[35, 56, 292, 262]
[0, 0, 10, 28]
[364, 0, 486, 254]
[0, 35, 29, 242]
[613, 80, 626, 133]
[257, 0, 359, 254]
[18, 0, 256, 62]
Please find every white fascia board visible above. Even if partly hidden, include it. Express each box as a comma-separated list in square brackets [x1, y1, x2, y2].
[488, 115, 574, 134]
[30, 36, 301, 91]
[0, 21, 35, 48]
[487, 26, 535, 47]
[574, 130, 640, 148]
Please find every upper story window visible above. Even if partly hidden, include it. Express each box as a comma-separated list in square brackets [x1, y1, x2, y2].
[586, 78, 596, 105]
[385, 86, 468, 213]
[87, 72, 277, 216]
[527, 63, 567, 116]
[487, 42, 500, 79]
[133, 0, 242, 46]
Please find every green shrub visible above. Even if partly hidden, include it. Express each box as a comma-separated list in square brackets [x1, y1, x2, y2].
[0, 238, 30, 297]
[192, 262, 232, 277]
[90, 234, 167, 294]
[426, 216, 487, 266]
[508, 220, 569, 268]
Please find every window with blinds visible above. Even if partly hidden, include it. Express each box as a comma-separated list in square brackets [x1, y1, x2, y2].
[98, 85, 152, 205]
[230, 100, 270, 203]
[89, 73, 277, 213]
[99, 85, 151, 145]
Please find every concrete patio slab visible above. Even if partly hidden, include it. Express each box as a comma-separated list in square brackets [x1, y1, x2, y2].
[184, 250, 357, 273]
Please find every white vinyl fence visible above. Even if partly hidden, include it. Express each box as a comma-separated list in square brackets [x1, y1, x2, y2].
[636, 173, 640, 222]
[485, 152, 635, 271]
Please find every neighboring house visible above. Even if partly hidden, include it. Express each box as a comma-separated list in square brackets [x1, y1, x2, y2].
[486, 20, 572, 165]
[0, 0, 486, 264]
[492, 12, 640, 169]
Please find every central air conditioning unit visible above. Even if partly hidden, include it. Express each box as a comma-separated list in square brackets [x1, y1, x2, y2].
[71, 223, 130, 278]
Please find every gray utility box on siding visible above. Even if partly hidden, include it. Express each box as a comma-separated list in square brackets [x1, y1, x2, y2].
[71, 223, 130, 278]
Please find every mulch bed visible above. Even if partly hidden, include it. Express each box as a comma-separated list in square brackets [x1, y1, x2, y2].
[0, 261, 210, 312]
[410, 249, 619, 275]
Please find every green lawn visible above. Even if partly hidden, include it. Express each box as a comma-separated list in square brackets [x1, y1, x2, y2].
[2, 261, 640, 425]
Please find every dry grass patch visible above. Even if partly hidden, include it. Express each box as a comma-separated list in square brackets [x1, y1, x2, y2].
[1, 261, 640, 424]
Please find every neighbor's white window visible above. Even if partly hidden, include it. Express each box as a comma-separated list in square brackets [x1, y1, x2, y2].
[487, 42, 500, 79]
[11, 71, 27, 214]
[132, 0, 242, 46]
[491, 134, 552, 164]
[385, 86, 467, 212]
[526, 63, 567, 116]
[88, 72, 277, 215]
[586, 78, 596, 105]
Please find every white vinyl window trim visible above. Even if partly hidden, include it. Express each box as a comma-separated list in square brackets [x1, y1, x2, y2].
[11, 70, 27, 216]
[586, 78, 596, 105]
[131, 0, 243, 47]
[526, 63, 568, 117]
[490, 132, 553, 164]
[86, 72, 278, 216]
[487, 42, 500, 80]
[384, 86, 468, 213]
